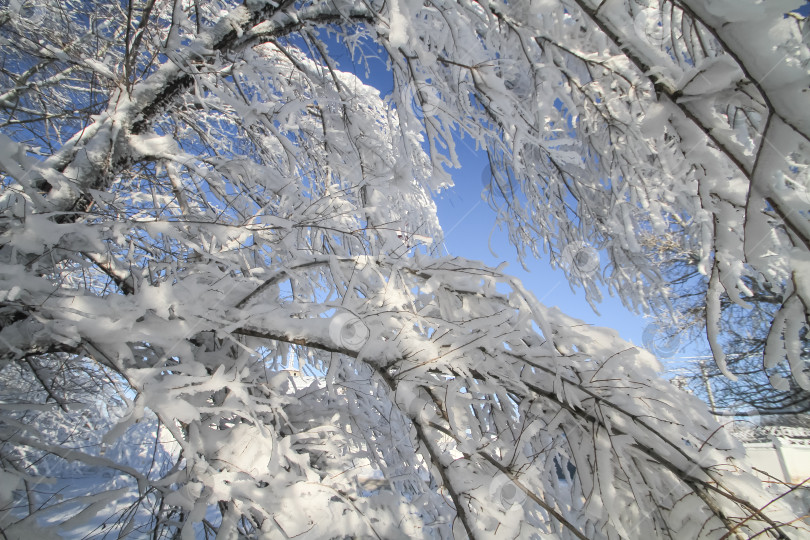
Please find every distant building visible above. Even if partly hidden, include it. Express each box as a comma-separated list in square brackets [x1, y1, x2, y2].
[733, 425, 810, 485]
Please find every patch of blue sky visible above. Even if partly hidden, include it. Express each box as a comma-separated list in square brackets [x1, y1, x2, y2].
[317, 27, 705, 361]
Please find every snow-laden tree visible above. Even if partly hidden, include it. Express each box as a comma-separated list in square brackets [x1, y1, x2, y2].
[640, 225, 810, 420]
[0, 0, 808, 538]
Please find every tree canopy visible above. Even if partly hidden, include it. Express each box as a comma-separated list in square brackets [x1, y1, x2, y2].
[642, 225, 810, 419]
[0, 0, 808, 538]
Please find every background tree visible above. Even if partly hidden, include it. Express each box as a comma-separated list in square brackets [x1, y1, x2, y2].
[641, 227, 810, 422]
[0, 0, 808, 539]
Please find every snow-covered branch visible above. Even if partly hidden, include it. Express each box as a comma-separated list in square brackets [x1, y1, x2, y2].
[0, 0, 807, 537]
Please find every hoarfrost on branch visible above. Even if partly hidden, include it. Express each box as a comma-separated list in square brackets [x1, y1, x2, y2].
[0, 0, 808, 538]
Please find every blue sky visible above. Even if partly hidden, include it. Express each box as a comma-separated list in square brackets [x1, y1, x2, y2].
[432, 136, 649, 348]
[325, 29, 711, 363]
